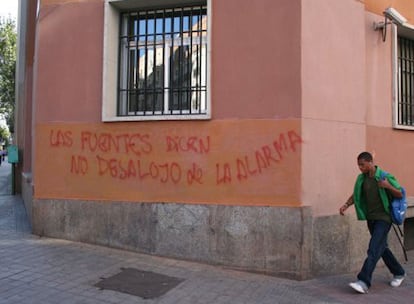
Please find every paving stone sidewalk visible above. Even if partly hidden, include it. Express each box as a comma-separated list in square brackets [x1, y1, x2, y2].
[1, 160, 413, 304]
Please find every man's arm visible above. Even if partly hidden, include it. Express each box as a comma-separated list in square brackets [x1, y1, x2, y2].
[378, 179, 403, 198]
[339, 195, 354, 216]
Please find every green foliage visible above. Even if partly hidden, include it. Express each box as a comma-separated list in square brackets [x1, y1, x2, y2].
[0, 17, 16, 133]
[0, 124, 10, 145]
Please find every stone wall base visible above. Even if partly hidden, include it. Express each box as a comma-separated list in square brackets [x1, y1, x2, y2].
[31, 199, 405, 280]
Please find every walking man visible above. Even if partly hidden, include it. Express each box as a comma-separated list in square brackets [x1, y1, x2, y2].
[339, 151, 406, 294]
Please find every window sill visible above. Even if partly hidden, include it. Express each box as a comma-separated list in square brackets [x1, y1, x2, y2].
[102, 113, 211, 122]
[393, 125, 414, 131]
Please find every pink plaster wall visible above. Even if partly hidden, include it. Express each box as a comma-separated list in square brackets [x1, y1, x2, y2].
[302, 0, 414, 216]
[32, 0, 304, 205]
[364, 2, 414, 196]
[28, 0, 414, 213]
[365, 0, 414, 22]
[366, 126, 414, 195]
[365, 11, 393, 128]
[212, 0, 302, 119]
[21, 2, 37, 172]
[35, 0, 302, 123]
[35, 1, 103, 123]
[301, 0, 367, 216]
[302, 0, 366, 123]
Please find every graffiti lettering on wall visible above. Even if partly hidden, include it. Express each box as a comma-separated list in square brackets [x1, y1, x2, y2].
[216, 131, 302, 184]
[49, 129, 302, 186]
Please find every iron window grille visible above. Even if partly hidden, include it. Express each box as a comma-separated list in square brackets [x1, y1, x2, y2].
[397, 36, 414, 127]
[118, 5, 208, 118]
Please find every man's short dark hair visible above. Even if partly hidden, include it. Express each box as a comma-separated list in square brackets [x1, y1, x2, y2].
[358, 151, 373, 162]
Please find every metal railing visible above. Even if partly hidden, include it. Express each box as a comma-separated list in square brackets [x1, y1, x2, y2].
[397, 36, 414, 126]
[118, 4, 208, 118]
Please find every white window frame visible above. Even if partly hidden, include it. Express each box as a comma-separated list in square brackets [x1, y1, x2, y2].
[102, 0, 212, 122]
[392, 23, 414, 130]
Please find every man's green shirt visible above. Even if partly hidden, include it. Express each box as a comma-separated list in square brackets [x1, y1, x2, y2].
[353, 166, 401, 221]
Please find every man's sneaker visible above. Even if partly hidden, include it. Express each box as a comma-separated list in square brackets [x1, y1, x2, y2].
[349, 280, 368, 294]
[390, 274, 405, 287]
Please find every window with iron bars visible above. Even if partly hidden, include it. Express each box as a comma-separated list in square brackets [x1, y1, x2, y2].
[396, 36, 414, 127]
[118, 4, 208, 118]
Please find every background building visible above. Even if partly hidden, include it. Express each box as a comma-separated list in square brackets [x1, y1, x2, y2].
[15, 0, 414, 280]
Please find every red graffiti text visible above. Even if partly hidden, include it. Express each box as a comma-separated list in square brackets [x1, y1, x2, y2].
[216, 130, 303, 184]
[166, 136, 210, 154]
[81, 131, 152, 156]
[50, 129, 73, 147]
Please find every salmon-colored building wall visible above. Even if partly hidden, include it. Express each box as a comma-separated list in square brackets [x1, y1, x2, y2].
[212, 0, 301, 119]
[16, 0, 37, 175]
[33, 0, 303, 206]
[32, 0, 414, 211]
[35, 0, 103, 123]
[363, 0, 414, 192]
[35, 0, 302, 123]
[301, 0, 367, 216]
[365, 0, 414, 21]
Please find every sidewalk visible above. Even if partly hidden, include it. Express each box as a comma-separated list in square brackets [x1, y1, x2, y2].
[0, 156, 12, 196]
[1, 161, 413, 303]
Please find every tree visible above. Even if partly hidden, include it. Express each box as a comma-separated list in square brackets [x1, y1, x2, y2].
[0, 124, 10, 146]
[0, 17, 17, 133]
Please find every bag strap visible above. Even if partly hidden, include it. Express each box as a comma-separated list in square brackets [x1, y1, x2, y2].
[392, 224, 408, 262]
